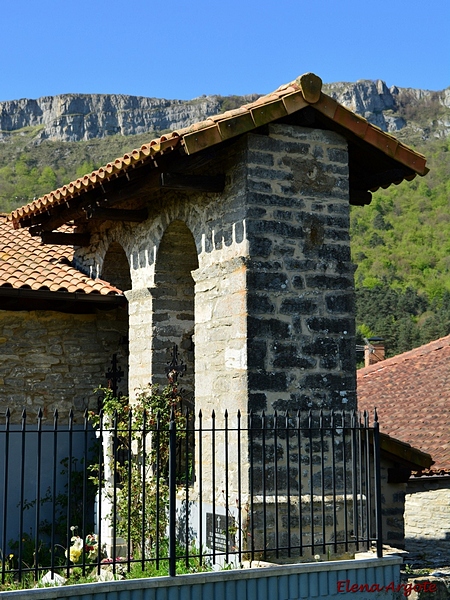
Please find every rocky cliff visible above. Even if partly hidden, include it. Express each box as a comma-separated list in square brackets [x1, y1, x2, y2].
[323, 80, 450, 140]
[0, 93, 258, 143]
[0, 79, 449, 144]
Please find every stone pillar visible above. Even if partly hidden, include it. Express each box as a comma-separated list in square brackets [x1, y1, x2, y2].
[193, 257, 248, 418]
[125, 288, 154, 398]
[245, 124, 356, 412]
[190, 125, 356, 561]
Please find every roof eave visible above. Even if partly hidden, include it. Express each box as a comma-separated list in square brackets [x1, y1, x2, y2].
[379, 432, 434, 471]
[7, 72, 428, 229]
[0, 286, 126, 305]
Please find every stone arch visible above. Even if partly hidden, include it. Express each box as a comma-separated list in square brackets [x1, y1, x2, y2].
[101, 241, 132, 292]
[100, 241, 130, 397]
[152, 220, 199, 402]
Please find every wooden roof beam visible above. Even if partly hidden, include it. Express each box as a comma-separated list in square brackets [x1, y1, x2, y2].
[85, 207, 149, 222]
[40, 231, 91, 246]
[160, 172, 225, 192]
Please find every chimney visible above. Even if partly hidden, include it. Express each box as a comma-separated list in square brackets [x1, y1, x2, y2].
[364, 337, 385, 367]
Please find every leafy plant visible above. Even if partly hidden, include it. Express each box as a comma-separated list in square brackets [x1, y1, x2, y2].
[89, 382, 192, 558]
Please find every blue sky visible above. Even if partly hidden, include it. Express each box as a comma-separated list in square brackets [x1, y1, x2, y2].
[1, 0, 449, 102]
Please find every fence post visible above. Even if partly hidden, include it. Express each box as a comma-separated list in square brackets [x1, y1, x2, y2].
[169, 406, 177, 576]
[1, 409, 10, 584]
[373, 409, 383, 558]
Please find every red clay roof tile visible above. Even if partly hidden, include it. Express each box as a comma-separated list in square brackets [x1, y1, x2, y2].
[358, 335, 450, 474]
[8, 72, 428, 229]
[0, 216, 123, 297]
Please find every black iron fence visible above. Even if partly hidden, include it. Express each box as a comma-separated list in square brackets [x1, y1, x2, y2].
[0, 407, 382, 583]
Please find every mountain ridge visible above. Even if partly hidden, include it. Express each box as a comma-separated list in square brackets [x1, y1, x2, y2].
[1, 79, 449, 144]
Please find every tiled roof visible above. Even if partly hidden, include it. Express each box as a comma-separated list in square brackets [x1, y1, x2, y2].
[357, 335, 450, 474]
[9, 72, 428, 228]
[0, 216, 123, 296]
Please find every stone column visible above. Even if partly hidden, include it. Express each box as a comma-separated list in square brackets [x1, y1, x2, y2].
[125, 288, 154, 398]
[245, 124, 356, 412]
[191, 124, 356, 561]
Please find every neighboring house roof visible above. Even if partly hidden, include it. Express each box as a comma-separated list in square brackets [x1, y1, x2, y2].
[8, 72, 428, 231]
[358, 335, 450, 475]
[0, 215, 124, 310]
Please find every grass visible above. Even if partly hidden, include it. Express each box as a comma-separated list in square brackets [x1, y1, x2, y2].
[0, 547, 211, 592]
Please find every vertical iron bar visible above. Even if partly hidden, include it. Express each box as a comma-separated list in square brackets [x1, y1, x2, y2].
[112, 410, 118, 575]
[249, 411, 255, 563]
[34, 409, 43, 582]
[320, 410, 326, 555]
[237, 410, 242, 564]
[141, 409, 147, 572]
[97, 411, 104, 576]
[211, 410, 216, 564]
[308, 410, 314, 556]
[50, 410, 58, 581]
[351, 411, 359, 551]
[18, 409, 27, 582]
[155, 412, 161, 569]
[297, 410, 303, 556]
[82, 409, 89, 577]
[168, 406, 177, 577]
[331, 410, 337, 555]
[286, 412, 291, 558]
[66, 410, 74, 579]
[364, 411, 372, 549]
[274, 410, 279, 558]
[342, 411, 349, 553]
[108, 410, 119, 575]
[198, 410, 203, 568]
[357, 412, 365, 548]
[262, 411, 267, 560]
[225, 409, 229, 563]
[373, 409, 383, 558]
[126, 408, 132, 573]
[1, 408, 10, 584]
[184, 408, 190, 568]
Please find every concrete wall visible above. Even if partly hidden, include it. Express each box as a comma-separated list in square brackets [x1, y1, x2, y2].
[0, 308, 128, 422]
[404, 477, 450, 566]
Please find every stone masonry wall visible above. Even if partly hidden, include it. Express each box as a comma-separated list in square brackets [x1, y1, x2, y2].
[0, 308, 128, 423]
[245, 125, 355, 412]
[75, 139, 249, 403]
[379, 461, 407, 549]
[404, 478, 450, 566]
[73, 124, 355, 415]
[69, 125, 371, 550]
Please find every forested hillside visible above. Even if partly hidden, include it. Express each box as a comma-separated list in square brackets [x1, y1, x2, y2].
[353, 134, 450, 357]
[0, 80, 449, 358]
